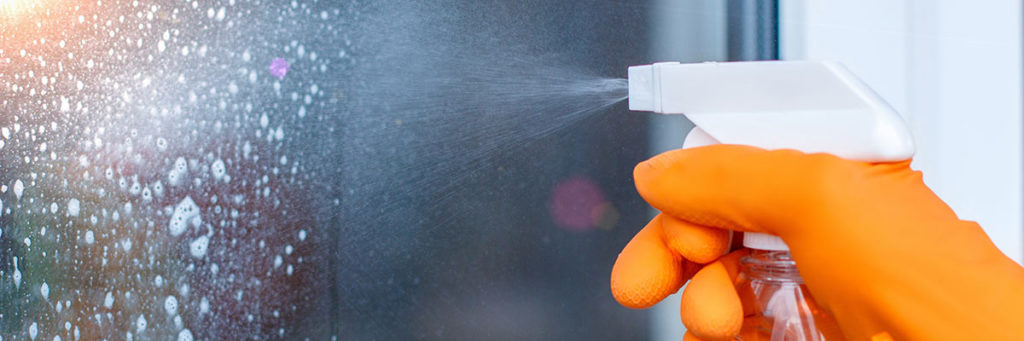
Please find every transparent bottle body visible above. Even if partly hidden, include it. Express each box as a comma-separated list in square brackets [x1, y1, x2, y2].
[735, 250, 845, 341]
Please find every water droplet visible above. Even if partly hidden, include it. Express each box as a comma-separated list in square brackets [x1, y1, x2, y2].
[13, 257, 21, 289]
[177, 329, 193, 341]
[13, 179, 24, 200]
[215, 7, 226, 21]
[211, 159, 227, 180]
[243, 141, 252, 159]
[169, 196, 200, 236]
[190, 235, 209, 258]
[104, 291, 115, 308]
[174, 157, 188, 173]
[67, 198, 80, 217]
[152, 181, 164, 197]
[164, 295, 178, 316]
[135, 315, 147, 332]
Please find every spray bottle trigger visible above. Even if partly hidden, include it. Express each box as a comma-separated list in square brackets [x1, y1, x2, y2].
[680, 126, 790, 251]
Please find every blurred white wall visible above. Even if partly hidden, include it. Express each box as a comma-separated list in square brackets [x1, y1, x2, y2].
[781, 0, 1024, 264]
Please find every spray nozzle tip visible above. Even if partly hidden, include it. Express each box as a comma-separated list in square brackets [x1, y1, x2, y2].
[627, 64, 654, 111]
[628, 62, 683, 112]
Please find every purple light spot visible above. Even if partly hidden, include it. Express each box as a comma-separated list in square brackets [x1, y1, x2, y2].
[269, 58, 289, 79]
[550, 175, 608, 232]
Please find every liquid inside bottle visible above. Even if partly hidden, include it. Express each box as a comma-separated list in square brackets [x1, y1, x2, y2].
[735, 250, 845, 341]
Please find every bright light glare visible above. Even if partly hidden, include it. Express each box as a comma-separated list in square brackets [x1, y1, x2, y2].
[0, 0, 43, 20]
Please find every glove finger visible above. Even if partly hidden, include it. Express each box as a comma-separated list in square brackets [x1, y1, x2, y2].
[611, 216, 700, 309]
[682, 331, 706, 341]
[634, 145, 849, 236]
[679, 249, 749, 341]
[660, 213, 731, 264]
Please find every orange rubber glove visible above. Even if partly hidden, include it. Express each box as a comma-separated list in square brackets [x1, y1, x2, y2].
[611, 145, 1024, 340]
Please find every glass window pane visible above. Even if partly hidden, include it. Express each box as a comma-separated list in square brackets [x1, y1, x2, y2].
[1, 0, 729, 339]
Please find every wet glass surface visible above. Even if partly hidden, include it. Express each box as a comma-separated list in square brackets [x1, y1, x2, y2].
[1, 0, 662, 339]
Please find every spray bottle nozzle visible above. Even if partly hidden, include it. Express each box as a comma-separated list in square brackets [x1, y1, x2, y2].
[627, 60, 915, 162]
[626, 62, 679, 112]
[627, 60, 916, 250]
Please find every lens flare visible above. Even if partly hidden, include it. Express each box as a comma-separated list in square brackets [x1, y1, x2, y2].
[550, 175, 615, 232]
[0, 0, 28, 18]
[0, 0, 50, 21]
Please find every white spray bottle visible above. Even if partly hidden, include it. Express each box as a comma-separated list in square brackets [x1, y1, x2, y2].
[627, 61, 915, 340]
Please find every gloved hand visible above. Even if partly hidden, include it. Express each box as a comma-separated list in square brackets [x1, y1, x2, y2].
[611, 145, 1024, 340]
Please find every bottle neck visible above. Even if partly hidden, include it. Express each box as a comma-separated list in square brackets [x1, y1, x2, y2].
[740, 249, 804, 283]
